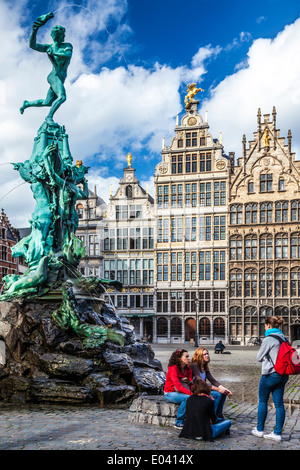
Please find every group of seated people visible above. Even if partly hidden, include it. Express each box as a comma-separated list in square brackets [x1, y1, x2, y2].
[164, 347, 232, 441]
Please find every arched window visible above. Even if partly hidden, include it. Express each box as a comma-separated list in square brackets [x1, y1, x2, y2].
[275, 233, 288, 259]
[126, 185, 133, 199]
[259, 269, 273, 297]
[171, 317, 182, 336]
[291, 269, 300, 297]
[229, 306, 242, 336]
[245, 203, 257, 224]
[199, 317, 210, 336]
[259, 234, 273, 259]
[230, 205, 242, 224]
[275, 268, 288, 297]
[157, 317, 168, 336]
[244, 269, 257, 297]
[229, 236, 242, 260]
[275, 201, 288, 222]
[260, 202, 273, 223]
[245, 235, 257, 260]
[229, 269, 242, 297]
[291, 233, 300, 259]
[291, 200, 300, 221]
[244, 306, 257, 336]
[214, 317, 225, 336]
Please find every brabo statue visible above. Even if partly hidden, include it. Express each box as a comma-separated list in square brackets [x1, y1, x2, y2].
[1, 13, 125, 348]
[20, 12, 72, 127]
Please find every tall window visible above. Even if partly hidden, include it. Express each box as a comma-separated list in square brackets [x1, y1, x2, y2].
[230, 205, 242, 224]
[213, 216, 226, 240]
[157, 292, 168, 313]
[157, 253, 168, 281]
[230, 236, 242, 260]
[199, 251, 211, 281]
[171, 291, 182, 312]
[259, 269, 273, 297]
[199, 318, 210, 336]
[245, 203, 257, 224]
[185, 251, 197, 281]
[259, 235, 272, 259]
[200, 152, 211, 171]
[291, 269, 300, 297]
[245, 235, 257, 260]
[291, 233, 300, 258]
[200, 182, 211, 206]
[213, 251, 225, 280]
[260, 202, 273, 223]
[229, 269, 242, 297]
[260, 173, 273, 192]
[275, 202, 288, 222]
[185, 216, 197, 241]
[171, 155, 183, 174]
[185, 183, 197, 207]
[171, 252, 182, 281]
[291, 201, 300, 221]
[244, 269, 257, 297]
[214, 181, 226, 206]
[275, 234, 288, 259]
[275, 268, 288, 297]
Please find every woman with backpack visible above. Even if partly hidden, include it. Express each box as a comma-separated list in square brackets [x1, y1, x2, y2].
[251, 316, 289, 442]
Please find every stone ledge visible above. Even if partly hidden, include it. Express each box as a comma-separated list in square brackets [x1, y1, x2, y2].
[129, 395, 179, 427]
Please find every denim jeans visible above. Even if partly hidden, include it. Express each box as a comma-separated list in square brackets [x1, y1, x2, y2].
[211, 390, 226, 418]
[164, 392, 189, 425]
[211, 419, 231, 439]
[257, 372, 289, 435]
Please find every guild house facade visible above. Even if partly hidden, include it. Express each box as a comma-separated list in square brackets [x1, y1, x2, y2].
[228, 107, 300, 345]
[75, 91, 300, 345]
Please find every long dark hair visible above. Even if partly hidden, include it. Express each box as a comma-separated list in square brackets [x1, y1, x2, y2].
[168, 349, 188, 368]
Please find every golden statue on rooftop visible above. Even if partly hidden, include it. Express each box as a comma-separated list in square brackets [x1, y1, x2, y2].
[127, 152, 132, 167]
[184, 83, 204, 109]
[262, 128, 270, 148]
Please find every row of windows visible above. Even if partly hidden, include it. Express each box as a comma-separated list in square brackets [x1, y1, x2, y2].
[158, 216, 226, 243]
[104, 294, 154, 309]
[230, 233, 300, 260]
[171, 152, 212, 174]
[157, 251, 226, 282]
[229, 268, 300, 297]
[230, 201, 300, 224]
[104, 258, 154, 285]
[156, 316, 225, 336]
[177, 133, 207, 149]
[157, 291, 225, 314]
[157, 181, 226, 208]
[104, 227, 154, 251]
[229, 306, 299, 337]
[247, 174, 285, 194]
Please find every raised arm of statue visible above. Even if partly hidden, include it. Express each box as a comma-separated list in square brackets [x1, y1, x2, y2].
[29, 12, 54, 53]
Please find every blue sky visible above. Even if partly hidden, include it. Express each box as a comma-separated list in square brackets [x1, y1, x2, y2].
[1, 0, 300, 227]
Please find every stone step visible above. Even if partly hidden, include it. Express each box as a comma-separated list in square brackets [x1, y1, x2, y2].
[129, 395, 178, 426]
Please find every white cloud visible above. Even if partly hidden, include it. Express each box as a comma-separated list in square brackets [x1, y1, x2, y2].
[200, 18, 300, 161]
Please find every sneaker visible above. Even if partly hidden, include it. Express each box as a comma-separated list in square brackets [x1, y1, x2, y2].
[251, 428, 264, 438]
[174, 424, 184, 429]
[263, 431, 282, 442]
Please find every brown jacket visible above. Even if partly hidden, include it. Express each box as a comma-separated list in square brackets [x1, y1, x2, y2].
[190, 363, 220, 388]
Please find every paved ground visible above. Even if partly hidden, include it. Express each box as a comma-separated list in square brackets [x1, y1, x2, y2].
[0, 344, 299, 453]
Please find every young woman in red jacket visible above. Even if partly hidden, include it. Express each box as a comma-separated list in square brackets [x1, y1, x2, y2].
[164, 349, 193, 429]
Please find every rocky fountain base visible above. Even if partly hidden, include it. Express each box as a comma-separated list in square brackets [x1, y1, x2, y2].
[0, 280, 165, 406]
